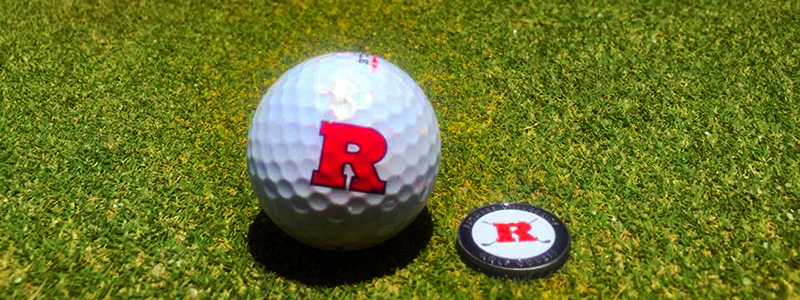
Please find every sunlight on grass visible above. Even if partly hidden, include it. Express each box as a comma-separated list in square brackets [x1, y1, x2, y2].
[1, 0, 797, 298]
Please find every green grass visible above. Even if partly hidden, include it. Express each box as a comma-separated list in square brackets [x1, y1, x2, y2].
[2, 0, 799, 298]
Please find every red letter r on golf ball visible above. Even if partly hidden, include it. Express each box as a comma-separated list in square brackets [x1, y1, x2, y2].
[310, 121, 387, 194]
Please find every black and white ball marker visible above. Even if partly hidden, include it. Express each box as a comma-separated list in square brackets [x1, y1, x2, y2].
[456, 203, 570, 278]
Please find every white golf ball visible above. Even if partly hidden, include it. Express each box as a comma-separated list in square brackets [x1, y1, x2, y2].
[247, 52, 441, 250]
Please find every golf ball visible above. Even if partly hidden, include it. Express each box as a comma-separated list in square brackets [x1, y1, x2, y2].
[247, 52, 441, 250]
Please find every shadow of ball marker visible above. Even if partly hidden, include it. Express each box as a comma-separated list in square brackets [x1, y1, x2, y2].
[247, 207, 434, 287]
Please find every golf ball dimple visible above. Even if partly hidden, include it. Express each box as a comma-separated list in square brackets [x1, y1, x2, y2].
[247, 52, 441, 250]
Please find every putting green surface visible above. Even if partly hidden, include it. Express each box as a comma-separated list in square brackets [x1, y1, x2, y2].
[2, 0, 798, 298]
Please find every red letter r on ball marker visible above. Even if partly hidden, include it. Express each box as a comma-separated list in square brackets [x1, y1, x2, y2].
[493, 222, 538, 243]
[310, 121, 388, 194]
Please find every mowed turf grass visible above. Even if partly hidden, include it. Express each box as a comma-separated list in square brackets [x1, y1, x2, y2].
[1, 0, 798, 298]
